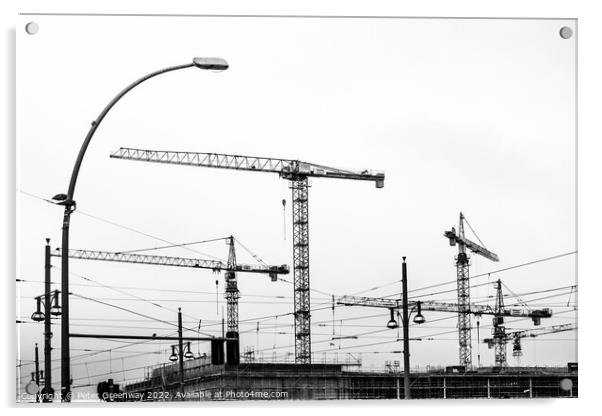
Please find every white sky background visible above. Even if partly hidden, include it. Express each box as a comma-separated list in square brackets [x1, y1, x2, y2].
[16, 15, 576, 398]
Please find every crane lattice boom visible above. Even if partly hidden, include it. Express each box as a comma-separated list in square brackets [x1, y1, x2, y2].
[483, 323, 576, 363]
[505, 323, 576, 340]
[444, 231, 499, 262]
[110, 148, 385, 186]
[52, 248, 289, 276]
[337, 295, 551, 321]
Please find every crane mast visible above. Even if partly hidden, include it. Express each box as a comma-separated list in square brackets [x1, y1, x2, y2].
[111, 147, 385, 363]
[444, 212, 499, 367]
[290, 178, 311, 362]
[492, 279, 507, 367]
[225, 236, 240, 363]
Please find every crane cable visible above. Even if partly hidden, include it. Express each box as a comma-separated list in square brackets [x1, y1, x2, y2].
[462, 214, 487, 248]
[116, 236, 229, 255]
[501, 281, 532, 312]
[234, 237, 269, 267]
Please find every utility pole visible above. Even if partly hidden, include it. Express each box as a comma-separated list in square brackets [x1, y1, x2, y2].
[34, 343, 40, 403]
[401, 257, 411, 400]
[43, 238, 53, 402]
[177, 308, 184, 398]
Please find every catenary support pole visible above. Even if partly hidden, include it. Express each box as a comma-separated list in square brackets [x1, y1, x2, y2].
[34, 343, 40, 403]
[178, 308, 184, 397]
[402, 257, 411, 399]
[44, 239, 52, 401]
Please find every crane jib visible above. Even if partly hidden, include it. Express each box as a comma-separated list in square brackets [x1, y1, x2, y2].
[110, 147, 385, 186]
[51, 249, 289, 275]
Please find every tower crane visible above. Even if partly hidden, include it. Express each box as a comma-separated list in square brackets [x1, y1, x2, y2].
[52, 240, 289, 364]
[483, 323, 576, 367]
[110, 147, 385, 363]
[490, 279, 508, 367]
[224, 236, 240, 362]
[444, 212, 499, 367]
[338, 292, 551, 366]
[338, 295, 551, 324]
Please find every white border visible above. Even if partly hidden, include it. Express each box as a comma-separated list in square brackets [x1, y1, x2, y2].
[2, 1, 600, 415]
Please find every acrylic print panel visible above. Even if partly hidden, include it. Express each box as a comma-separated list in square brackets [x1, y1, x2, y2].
[16, 15, 576, 402]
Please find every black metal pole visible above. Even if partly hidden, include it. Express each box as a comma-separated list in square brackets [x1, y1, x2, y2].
[34, 343, 40, 403]
[58, 61, 198, 402]
[178, 308, 184, 397]
[44, 239, 52, 402]
[69, 333, 222, 341]
[60, 208, 72, 402]
[402, 257, 411, 399]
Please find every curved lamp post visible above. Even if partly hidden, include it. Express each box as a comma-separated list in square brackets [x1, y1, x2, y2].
[51, 57, 229, 402]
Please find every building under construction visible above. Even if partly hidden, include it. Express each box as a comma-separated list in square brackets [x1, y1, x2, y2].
[121, 357, 578, 401]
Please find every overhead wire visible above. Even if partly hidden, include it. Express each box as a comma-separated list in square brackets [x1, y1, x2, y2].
[17, 278, 329, 301]
[18, 189, 224, 261]
[69, 292, 213, 337]
[393, 251, 577, 297]
[116, 236, 229, 255]
[18, 189, 578, 373]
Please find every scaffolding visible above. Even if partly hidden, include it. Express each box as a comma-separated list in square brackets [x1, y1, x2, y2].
[124, 359, 577, 401]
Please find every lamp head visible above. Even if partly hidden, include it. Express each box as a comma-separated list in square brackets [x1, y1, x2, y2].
[413, 301, 425, 324]
[386, 319, 399, 330]
[50, 290, 62, 316]
[184, 342, 194, 359]
[31, 311, 45, 322]
[51, 193, 67, 202]
[169, 345, 178, 362]
[192, 57, 229, 71]
[386, 308, 398, 329]
[50, 304, 62, 317]
[31, 296, 44, 321]
[51, 193, 75, 207]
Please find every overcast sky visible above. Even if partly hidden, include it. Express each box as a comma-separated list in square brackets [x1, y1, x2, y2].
[16, 15, 576, 398]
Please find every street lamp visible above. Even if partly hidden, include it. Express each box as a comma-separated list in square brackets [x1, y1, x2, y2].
[31, 291, 61, 322]
[169, 342, 195, 362]
[169, 346, 179, 362]
[50, 290, 62, 316]
[184, 343, 195, 360]
[384, 302, 426, 329]
[53, 57, 229, 402]
[386, 309, 398, 329]
[31, 297, 44, 322]
[412, 301, 426, 325]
